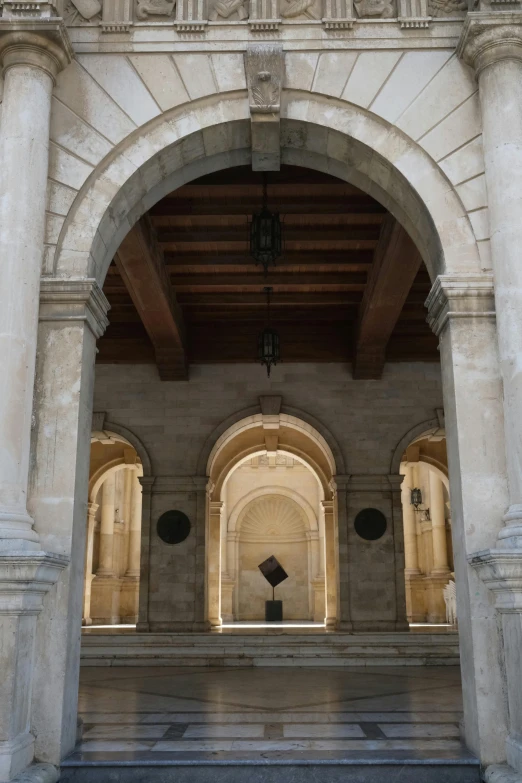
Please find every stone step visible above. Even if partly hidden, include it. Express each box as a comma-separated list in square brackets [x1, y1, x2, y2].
[59, 756, 480, 783]
[80, 632, 460, 667]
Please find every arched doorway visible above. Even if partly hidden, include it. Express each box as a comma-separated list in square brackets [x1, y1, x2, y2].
[205, 408, 340, 629]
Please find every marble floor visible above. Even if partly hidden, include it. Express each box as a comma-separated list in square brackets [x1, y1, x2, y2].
[68, 665, 475, 765]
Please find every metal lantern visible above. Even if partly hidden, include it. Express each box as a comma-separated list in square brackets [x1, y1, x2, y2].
[410, 488, 423, 510]
[258, 286, 280, 377]
[250, 175, 282, 275]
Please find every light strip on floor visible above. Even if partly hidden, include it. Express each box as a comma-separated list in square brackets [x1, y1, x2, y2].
[87, 624, 137, 629]
[220, 623, 326, 628]
[409, 623, 453, 627]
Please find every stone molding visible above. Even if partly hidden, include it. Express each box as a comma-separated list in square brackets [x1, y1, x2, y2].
[245, 44, 284, 171]
[425, 273, 495, 337]
[0, 551, 68, 615]
[39, 278, 110, 339]
[458, 12, 522, 75]
[469, 548, 522, 612]
[347, 474, 395, 492]
[0, 22, 73, 82]
[151, 476, 208, 493]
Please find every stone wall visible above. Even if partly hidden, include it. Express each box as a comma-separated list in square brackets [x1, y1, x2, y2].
[93, 360, 443, 630]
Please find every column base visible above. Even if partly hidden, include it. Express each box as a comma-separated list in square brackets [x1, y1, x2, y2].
[507, 735, 522, 775]
[90, 576, 122, 624]
[120, 576, 139, 624]
[485, 765, 522, 783]
[0, 732, 34, 782]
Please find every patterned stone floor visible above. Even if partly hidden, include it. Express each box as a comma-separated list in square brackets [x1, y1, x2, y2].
[68, 665, 474, 764]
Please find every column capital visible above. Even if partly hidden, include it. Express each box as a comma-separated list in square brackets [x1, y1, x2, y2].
[0, 551, 68, 615]
[0, 21, 73, 82]
[458, 12, 522, 75]
[469, 548, 522, 612]
[39, 278, 110, 340]
[426, 273, 495, 337]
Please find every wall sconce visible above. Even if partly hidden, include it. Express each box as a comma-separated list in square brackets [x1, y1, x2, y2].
[410, 488, 423, 509]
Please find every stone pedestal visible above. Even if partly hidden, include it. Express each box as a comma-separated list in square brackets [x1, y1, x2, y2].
[425, 573, 451, 624]
[311, 578, 326, 623]
[119, 576, 139, 624]
[90, 576, 122, 624]
[0, 553, 67, 782]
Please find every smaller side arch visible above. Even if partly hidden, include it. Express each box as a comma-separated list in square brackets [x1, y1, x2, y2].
[390, 417, 441, 475]
[99, 420, 153, 477]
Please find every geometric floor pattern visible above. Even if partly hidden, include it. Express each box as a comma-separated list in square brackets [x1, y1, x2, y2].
[66, 665, 476, 763]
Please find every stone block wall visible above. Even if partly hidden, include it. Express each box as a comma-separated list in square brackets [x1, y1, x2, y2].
[93, 361, 444, 629]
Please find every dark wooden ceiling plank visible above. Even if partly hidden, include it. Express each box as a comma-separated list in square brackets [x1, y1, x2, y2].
[114, 216, 188, 381]
[352, 214, 423, 380]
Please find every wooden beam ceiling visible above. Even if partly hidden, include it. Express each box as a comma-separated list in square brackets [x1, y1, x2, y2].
[98, 166, 438, 371]
[114, 216, 187, 380]
[353, 215, 423, 380]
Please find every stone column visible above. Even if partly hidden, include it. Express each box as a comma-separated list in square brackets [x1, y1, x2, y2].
[97, 475, 116, 577]
[429, 471, 450, 575]
[136, 476, 155, 632]
[388, 474, 409, 631]
[0, 26, 71, 551]
[426, 274, 509, 767]
[82, 502, 99, 626]
[28, 279, 109, 767]
[322, 499, 338, 630]
[402, 465, 420, 574]
[125, 473, 142, 578]
[207, 499, 223, 628]
[459, 15, 522, 549]
[121, 472, 142, 624]
[458, 20, 522, 776]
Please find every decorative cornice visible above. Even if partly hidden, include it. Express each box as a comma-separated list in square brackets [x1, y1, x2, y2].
[458, 12, 522, 75]
[469, 548, 522, 612]
[39, 278, 110, 339]
[425, 274, 495, 337]
[0, 21, 73, 81]
[0, 551, 69, 615]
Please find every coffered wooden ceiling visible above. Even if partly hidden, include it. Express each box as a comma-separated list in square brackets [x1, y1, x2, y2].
[98, 165, 438, 379]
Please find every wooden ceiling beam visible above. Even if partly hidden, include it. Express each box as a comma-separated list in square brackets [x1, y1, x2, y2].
[352, 215, 423, 380]
[114, 216, 188, 381]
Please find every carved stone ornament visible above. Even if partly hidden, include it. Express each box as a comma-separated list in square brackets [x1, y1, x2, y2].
[101, 0, 133, 31]
[281, 0, 320, 18]
[64, 0, 101, 24]
[175, 0, 207, 31]
[428, 0, 465, 17]
[399, 0, 429, 26]
[209, 0, 247, 19]
[248, 0, 280, 29]
[245, 44, 284, 171]
[354, 0, 394, 17]
[136, 0, 174, 18]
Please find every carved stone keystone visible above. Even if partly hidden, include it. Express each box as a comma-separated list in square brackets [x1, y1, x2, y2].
[245, 44, 284, 172]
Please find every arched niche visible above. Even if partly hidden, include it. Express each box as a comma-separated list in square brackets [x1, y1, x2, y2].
[205, 410, 339, 629]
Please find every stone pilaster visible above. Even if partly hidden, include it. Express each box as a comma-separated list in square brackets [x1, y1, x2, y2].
[135, 476, 155, 632]
[82, 502, 98, 626]
[426, 273, 509, 766]
[388, 474, 409, 631]
[28, 279, 109, 767]
[207, 499, 223, 628]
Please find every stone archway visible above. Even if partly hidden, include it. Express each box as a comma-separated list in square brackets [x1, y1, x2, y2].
[205, 407, 340, 628]
[26, 87, 506, 772]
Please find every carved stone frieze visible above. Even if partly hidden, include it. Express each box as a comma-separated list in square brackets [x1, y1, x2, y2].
[136, 0, 174, 19]
[354, 0, 394, 17]
[175, 0, 207, 31]
[64, 0, 101, 24]
[428, 0, 465, 16]
[209, 0, 247, 19]
[281, 0, 320, 19]
[248, 0, 280, 29]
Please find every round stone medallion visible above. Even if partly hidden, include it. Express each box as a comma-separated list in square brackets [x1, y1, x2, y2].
[157, 510, 191, 545]
[354, 508, 387, 541]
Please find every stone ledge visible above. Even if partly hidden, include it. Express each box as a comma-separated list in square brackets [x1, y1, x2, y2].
[0, 551, 69, 615]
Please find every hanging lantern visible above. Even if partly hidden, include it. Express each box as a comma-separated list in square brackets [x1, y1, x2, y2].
[410, 488, 423, 510]
[258, 286, 280, 377]
[250, 174, 282, 275]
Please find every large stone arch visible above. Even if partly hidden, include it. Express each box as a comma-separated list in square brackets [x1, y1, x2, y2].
[50, 91, 482, 287]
